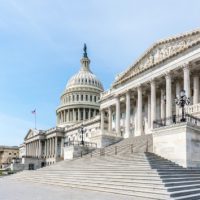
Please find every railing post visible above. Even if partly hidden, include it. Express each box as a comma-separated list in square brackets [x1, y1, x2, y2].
[131, 144, 133, 154]
[81, 151, 82, 157]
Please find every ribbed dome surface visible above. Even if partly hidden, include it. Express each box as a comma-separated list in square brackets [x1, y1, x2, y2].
[66, 69, 103, 90]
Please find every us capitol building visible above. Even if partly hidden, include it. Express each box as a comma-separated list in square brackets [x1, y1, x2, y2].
[19, 28, 200, 170]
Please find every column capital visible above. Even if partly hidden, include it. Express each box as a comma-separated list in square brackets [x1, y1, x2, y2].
[137, 84, 142, 91]
[165, 71, 172, 79]
[125, 89, 131, 94]
[150, 78, 155, 84]
[181, 62, 191, 70]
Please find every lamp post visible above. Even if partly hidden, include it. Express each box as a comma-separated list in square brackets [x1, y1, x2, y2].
[78, 124, 86, 145]
[175, 90, 190, 122]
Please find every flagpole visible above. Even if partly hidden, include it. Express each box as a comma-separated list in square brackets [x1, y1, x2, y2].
[35, 111, 37, 130]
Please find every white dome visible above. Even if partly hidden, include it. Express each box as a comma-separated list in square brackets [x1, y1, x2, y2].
[65, 56, 103, 91]
[57, 44, 103, 127]
[66, 69, 103, 90]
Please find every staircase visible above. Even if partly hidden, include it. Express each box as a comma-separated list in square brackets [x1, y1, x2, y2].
[4, 135, 200, 200]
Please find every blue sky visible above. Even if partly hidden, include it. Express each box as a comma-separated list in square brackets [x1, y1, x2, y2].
[0, 0, 200, 146]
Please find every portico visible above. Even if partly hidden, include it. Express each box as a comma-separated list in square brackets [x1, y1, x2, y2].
[100, 29, 200, 138]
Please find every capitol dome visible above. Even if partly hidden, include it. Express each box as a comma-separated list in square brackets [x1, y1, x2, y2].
[66, 69, 103, 91]
[56, 44, 104, 127]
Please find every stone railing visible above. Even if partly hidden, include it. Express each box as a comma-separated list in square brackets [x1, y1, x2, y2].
[185, 103, 200, 114]
[64, 141, 97, 148]
[153, 114, 200, 128]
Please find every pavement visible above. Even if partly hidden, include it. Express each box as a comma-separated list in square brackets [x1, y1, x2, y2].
[0, 177, 146, 200]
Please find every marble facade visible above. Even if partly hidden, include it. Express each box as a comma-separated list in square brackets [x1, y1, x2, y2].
[21, 28, 200, 169]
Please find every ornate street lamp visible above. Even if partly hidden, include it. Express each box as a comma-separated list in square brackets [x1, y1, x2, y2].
[175, 90, 190, 122]
[78, 124, 86, 145]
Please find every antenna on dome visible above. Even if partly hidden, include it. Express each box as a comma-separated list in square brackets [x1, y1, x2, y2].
[83, 43, 88, 58]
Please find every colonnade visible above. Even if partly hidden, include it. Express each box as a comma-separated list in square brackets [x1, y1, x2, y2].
[101, 63, 200, 138]
[26, 137, 60, 158]
[58, 108, 99, 124]
[26, 140, 42, 157]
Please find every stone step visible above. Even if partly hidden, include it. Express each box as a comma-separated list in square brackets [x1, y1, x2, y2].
[11, 175, 167, 190]
[10, 174, 164, 185]
[11, 177, 170, 200]
[165, 180, 200, 187]
[13, 173, 162, 180]
[170, 188, 200, 198]
[168, 184, 200, 192]
[174, 193, 200, 200]
[11, 174, 160, 181]
[163, 177, 200, 183]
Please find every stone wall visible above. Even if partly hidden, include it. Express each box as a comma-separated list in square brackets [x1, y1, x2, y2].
[153, 123, 200, 168]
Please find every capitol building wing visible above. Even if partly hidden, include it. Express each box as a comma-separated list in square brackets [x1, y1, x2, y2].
[20, 29, 200, 169]
[100, 29, 200, 138]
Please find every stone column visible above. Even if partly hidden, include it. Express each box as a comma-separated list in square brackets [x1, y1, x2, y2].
[61, 112, 63, 123]
[35, 141, 38, 157]
[160, 89, 165, 119]
[137, 86, 143, 136]
[78, 109, 81, 121]
[25, 144, 27, 156]
[44, 140, 46, 157]
[193, 76, 199, 104]
[166, 73, 172, 119]
[183, 64, 191, 98]
[53, 138, 55, 156]
[176, 81, 181, 115]
[83, 108, 86, 121]
[55, 137, 57, 158]
[115, 96, 121, 136]
[88, 109, 91, 120]
[100, 110, 104, 134]
[67, 110, 69, 122]
[61, 137, 64, 158]
[47, 139, 50, 157]
[29, 143, 31, 156]
[125, 91, 130, 138]
[151, 80, 156, 129]
[147, 94, 151, 130]
[73, 109, 76, 122]
[49, 138, 52, 157]
[65, 110, 67, 122]
[108, 107, 112, 132]
[32, 142, 34, 157]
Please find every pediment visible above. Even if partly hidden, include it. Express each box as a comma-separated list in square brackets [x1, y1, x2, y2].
[113, 29, 200, 87]
[24, 129, 39, 140]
